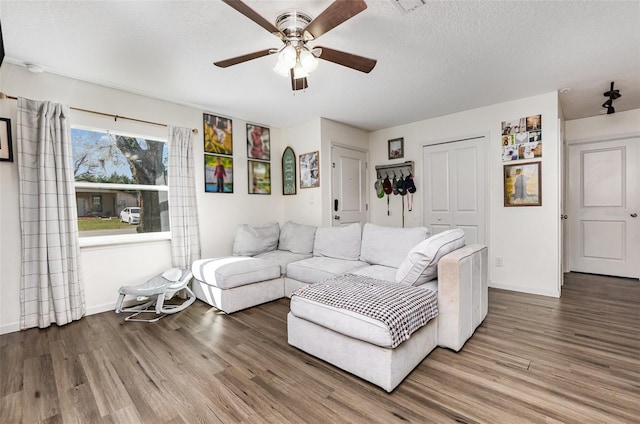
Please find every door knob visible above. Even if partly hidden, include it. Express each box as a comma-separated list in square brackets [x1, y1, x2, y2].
[334, 215, 340, 220]
[561, 214, 568, 219]
[632, 213, 638, 218]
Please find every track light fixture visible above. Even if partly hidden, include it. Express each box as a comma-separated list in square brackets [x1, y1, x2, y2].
[602, 81, 621, 115]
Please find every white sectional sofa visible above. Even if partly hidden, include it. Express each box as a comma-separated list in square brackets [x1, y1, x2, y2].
[191, 221, 488, 391]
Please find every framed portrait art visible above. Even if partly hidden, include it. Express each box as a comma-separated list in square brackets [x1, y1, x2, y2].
[248, 160, 271, 195]
[388, 137, 404, 160]
[503, 161, 541, 207]
[0, 118, 13, 162]
[203, 113, 233, 155]
[299, 151, 319, 189]
[247, 124, 270, 161]
[204, 154, 233, 193]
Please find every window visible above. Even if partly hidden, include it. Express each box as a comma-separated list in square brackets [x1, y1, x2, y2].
[71, 127, 170, 242]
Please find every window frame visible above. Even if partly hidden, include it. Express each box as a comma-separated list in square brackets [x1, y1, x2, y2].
[71, 125, 171, 247]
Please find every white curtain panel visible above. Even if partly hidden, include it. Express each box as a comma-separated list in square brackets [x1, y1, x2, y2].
[17, 98, 85, 330]
[168, 126, 201, 268]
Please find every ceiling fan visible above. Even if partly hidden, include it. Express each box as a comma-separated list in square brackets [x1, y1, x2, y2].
[214, 0, 377, 91]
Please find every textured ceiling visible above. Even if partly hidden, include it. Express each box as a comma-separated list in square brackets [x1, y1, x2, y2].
[1, 0, 639, 131]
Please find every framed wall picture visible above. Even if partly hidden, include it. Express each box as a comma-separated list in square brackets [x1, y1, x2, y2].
[248, 160, 271, 194]
[388, 137, 404, 159]
[203, 113, 233, 155]
[502, 114, 542, 161]
[282, 146, 296, 195]
[504, 161, 541, 207]
[247, 124, 270, 161]
[204, 154, 233, 193]
[0, 118, 13, 162]
[299, 151, 320, 189]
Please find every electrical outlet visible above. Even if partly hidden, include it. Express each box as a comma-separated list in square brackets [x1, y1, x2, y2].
[495, 257, 503, 267]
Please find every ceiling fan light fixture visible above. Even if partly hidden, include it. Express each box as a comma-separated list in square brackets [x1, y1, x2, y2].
[299, 48, 319, 73]
[273, 60, 291, 77]
[292, 60, 308, 79]
[279, 44, 297, 68]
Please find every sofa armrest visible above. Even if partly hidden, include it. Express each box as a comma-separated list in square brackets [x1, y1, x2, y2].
[436, 244, 488, 351]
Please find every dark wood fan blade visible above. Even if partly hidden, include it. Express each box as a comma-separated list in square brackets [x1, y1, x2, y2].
[222, 0, 283, 39]
[316, 46, 376, 73]
[304, 0, 367, 40]
[214, 49, 273, 68]
[290, 70, 308, 91]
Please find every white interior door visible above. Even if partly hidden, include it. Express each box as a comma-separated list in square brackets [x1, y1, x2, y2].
[331, 146, 367, 227]
[568, 137, 639, 278]
[422, 137, 487, 244]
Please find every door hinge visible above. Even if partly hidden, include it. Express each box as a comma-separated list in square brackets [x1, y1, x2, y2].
[366, 204, 368, 211]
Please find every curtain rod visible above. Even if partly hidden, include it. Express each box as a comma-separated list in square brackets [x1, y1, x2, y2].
[0, 93, 198, 134]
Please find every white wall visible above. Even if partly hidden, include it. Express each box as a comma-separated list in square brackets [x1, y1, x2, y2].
[279, 117, 369, 227]
[0, 63, 283, 333]
[565, 109, 640, 143]
[369, 92, 562, 297]
[281, 118, 322, 226]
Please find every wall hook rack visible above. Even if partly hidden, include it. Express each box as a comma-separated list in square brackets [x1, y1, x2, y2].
[375, 161, 414, 179]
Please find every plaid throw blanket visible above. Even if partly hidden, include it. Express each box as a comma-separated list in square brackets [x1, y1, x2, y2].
[292, 274, 438, 348]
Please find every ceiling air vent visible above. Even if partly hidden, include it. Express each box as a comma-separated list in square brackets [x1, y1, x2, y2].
[392, 0, 427, 14]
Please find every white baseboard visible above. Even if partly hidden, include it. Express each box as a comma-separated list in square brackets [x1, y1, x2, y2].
[0, 302, 118, 335]
[0, 322, 20, 335]
[489, 282, 560, 298]
[86, 302, 117, 316]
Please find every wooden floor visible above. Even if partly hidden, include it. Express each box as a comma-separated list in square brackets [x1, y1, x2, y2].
[1, 273, 638, 423]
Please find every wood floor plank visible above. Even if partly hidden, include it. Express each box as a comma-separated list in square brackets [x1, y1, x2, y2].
[78, 348, 133, 417]
[0, 341, 24, 397]
[22, 354, 60, 423]
[56, 383, 103, 424]
[1, 272, 638, 423]
[0, 391, 23, 423]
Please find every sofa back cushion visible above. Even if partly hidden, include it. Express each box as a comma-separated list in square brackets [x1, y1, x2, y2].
[232, 222, 280, 256]
[360, 223, 429, 268]
[278, 221, 317, 254]
[313, 223, 361, 260]
[395, 229, 465, 286]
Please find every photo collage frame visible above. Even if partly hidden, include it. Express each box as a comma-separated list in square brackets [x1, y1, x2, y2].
[501, 114, 542, 162]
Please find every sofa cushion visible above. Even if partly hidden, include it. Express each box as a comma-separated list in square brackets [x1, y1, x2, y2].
[351, 264, 398, 282]
[232, 222, 279, 256]
[286, 256, 368, 284]
[360, 223, 429, 268]
[313, 223, 361, 260]
[278, 221, 317, 254]
[192, 257, 281, 289]
[395, 229, 466, 286]
[254, 250, 312, 275]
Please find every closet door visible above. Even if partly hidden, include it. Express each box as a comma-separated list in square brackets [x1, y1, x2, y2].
[422, 137, 487, 244]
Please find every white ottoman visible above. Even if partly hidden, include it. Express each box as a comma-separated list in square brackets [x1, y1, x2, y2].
[191, 256, 283, 313]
